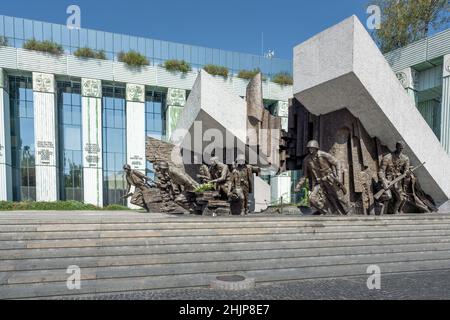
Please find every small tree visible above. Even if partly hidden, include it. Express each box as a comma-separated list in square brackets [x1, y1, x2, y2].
[23, 39, 64, 55]
[272, 72, 293, 86]
[203, 64, 229, 78]
[74, 47, 107, 60]
[118, 50, 149, 67]
[370, 0, 450, 53]
[163, 60, 192, 73]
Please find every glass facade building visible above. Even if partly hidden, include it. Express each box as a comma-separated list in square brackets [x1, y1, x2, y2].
[0, 15, 292, 78]
[9, 75, 35, 201]
[57, 81, 83, 202]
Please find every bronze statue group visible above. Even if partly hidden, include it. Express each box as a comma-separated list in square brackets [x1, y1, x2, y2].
[122, 154, 259, 215]
[295, 140, 437, 215]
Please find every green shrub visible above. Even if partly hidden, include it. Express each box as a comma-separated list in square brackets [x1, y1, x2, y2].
[272, 72, 293, 86]
[23, 39, 64, 55]
[74, 47, 107, 60]
[118, 50, 149, 67]
[104, 204, 130, 211]
[0, 36, 8, 47]
[203, 64, 229, 78]
[237, 68, 262, 80]
[0, 201, 130, 211]
[194, 183, 215, 193]
[163, 59, 192, 73]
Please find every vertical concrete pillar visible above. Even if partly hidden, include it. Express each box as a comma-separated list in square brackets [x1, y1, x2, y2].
[126, 84, 146, 209]
[273, 101, 289, 131]
[166, 88, 186, 140]
[81, 78, 103, 207]
[441, 55, 450, 155]
[0, 69, 12, 201]
[32, 72, 58, 202]
[270, 172, 292, 205]
[396, 68, 419, 105]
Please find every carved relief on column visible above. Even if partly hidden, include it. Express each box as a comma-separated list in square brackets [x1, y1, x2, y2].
[444, 56, 450, 78]
[82, 78, 102, 98]
[167, 88, 186, 107]
[396, 68, 419, 90]
[126, 83, 145, 103]
[32, 72, 55, 94]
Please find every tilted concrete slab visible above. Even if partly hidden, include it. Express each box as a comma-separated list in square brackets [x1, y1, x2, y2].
[293, 16, 450, 206]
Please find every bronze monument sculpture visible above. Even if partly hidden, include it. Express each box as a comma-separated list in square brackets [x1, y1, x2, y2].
[286, 99, 437, 215]
[294, 140, 350, 215]
[229, 154, 256, 215]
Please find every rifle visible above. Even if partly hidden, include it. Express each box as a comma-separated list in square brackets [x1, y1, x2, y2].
[374, 162, 425, 201]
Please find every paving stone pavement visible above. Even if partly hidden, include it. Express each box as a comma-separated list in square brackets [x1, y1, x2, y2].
[59, 270, 450, 300]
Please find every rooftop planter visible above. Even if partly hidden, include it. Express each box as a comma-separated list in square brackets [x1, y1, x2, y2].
[23, 39, 64, 55]
[0, 36, 8, 47]
[118, 50, 149, 67]
[272, 72, 293, 86]
[74, 47, 107, 60]
[203, 64, 229, 78]
[237, 68, 267, 81]
[164, 59, 192, 74]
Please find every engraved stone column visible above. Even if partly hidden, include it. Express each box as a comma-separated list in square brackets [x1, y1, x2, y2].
[273, 101, 289, 131]
[81, 78, 103, 207]
[0, 69, 12, 200]
[396, 68, 418, 105]
[126, 84, 146, 209]
[166, 88, 186, 140]
[441, 55, 450, 155]
[33, 72, 58, 201]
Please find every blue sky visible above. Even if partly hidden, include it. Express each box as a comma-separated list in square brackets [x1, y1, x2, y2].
[0, 0, 370, 60]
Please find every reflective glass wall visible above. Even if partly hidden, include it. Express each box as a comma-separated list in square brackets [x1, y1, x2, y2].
[102, 84, 127, 206]
[57, 81, 83, 202]
[9, 75, 35, 201]
[0, 15, 292, 77]
[145, 90, 165, 179]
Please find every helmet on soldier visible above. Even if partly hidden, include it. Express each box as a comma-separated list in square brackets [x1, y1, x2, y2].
[306, 140, 320, 150]
[123, 164, 131, 171]
[158, 161, 169, 169]
[236, 154, 245, 165]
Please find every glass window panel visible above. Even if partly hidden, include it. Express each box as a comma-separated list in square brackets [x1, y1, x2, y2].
[4, 16, 14, 38]
[61, 26, 70, 46]
[153, 40, 161, 59]
[94, 31, 104, 51]
[145, 39, 153, 59]
[104, 32, 113, 52]
[198, 47, 206, 65]
[205, 48, 212, 64]
[191, 46, 198, 64]
[70, 28, 79, 47]
[161, 41, 168, 59]
[114, 33, 121, 53]
[14, 17, 24, 39]
[213, 49, 220, 65]
[0, 16, 4, 36]
[168, 42, 176, 59]
[42, 22, 52, 41]
[183, 45, 191, 63]
[79, 29, 88, 47]
[121, 35, 130, 52]
[88, 29, 97, 48]
[138, 37, 146, 55]
[64, 126, 81, 150]
[23, 19, 33, 40]
[51, 24, 61, 43]
[129, 36, 137, 51]
[33, 21, 43, 41]
[176, 43, 183, 60]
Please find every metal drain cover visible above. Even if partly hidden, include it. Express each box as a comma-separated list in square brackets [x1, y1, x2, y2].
[210, 275, 255, 291]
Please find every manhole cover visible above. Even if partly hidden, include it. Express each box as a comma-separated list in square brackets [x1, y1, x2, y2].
[216, 275, 246, 282]
[210, 275, 255, 291]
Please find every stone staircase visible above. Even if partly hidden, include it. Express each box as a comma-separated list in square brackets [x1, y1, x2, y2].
[1, 211, 450, 299]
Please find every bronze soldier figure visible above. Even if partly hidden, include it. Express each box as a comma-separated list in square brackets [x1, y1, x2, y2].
[378, 141, 410, 214]
[123, 164, 154, 212]
[229, 154, 254, 215]
[294, 140, 350, 215]
[208, 156, 232, 199]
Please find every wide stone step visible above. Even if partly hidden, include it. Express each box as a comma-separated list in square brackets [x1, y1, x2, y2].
[2, 219, 450, 232]
[3, 235, 450, 260]
[2, 241, 450, 272]
[2, 224, 450, 241]
[2, 229, 450, 250]
[2, 257, 450, 299]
